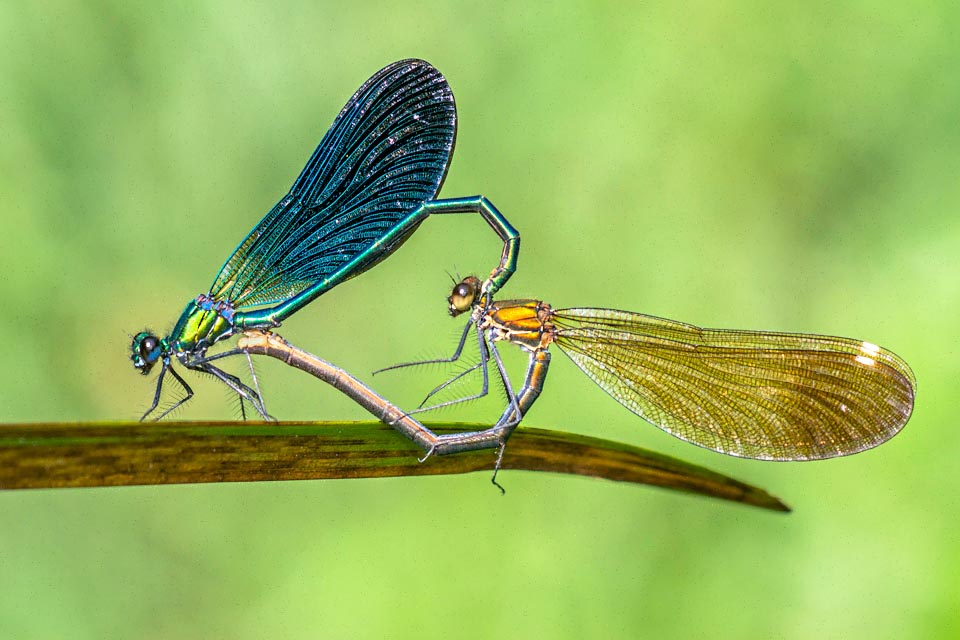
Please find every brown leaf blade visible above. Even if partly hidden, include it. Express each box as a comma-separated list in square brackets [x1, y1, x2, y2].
[0, 421, 789, 512]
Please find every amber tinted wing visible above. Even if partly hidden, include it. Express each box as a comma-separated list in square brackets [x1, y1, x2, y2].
[551, 308, 915, 460]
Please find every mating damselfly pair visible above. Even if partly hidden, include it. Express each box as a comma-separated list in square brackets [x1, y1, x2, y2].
[131, 59, 915, 478]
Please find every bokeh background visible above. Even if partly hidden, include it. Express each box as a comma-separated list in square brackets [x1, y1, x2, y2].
[1, 2, 957, 638]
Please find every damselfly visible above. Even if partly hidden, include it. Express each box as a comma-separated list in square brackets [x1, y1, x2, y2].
[132, 60, 519, 420]
[382, 276, 915, 468]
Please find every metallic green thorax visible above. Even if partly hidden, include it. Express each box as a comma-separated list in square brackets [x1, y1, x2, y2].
[169, 296, 236, 355]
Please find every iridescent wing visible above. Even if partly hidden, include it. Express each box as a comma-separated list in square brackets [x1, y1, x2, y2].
[208, 59, 456, 310]
[551, 307, 915, 460]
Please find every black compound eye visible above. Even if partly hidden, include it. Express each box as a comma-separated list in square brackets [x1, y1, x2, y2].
[140, 335, 159, 357]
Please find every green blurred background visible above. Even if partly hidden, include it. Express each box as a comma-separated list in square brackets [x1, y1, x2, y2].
[1, 2, 957, 638]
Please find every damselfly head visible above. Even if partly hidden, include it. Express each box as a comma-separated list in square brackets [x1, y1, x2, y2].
[448, 276, 482, 317]
[131, 331, 163, 374]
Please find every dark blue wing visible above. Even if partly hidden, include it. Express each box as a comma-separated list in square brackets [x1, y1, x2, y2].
[208, 59, 456, 309]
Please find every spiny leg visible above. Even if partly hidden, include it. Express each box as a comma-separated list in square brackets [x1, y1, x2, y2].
[151, 364, 195, 421]
[245, 350, 267, 419]
[483, 337, 524, 489]
[372, 319, 474, 375]
[401, 331, 523, 437]
[487, 349, 552, 488]
[207, 364, 271, 421]
[213, 365, 270, 420]
[403, 326, 492, 415]
[140, 362, 168, 421]
[487, 338, 522, 432]
[404, 332, 523, 493]
[188, 360, 273, 421]
[189, 348, 273, 420]
[417, 360, 485, 409]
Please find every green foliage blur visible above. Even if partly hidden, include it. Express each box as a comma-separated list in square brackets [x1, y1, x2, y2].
[1, 2, 956, 638]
